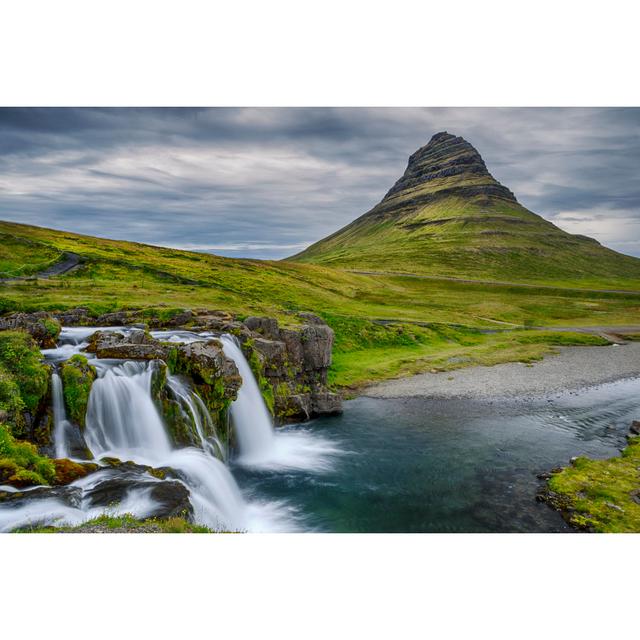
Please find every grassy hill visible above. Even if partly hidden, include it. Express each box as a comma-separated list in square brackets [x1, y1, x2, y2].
[290, 132, 640, 288]
[1, 217, 639, 389]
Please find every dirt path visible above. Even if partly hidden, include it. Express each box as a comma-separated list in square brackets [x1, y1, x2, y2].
[0, 251, 80, 282]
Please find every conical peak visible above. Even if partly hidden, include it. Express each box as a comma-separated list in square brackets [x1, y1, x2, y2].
[383, 132, 515, 204]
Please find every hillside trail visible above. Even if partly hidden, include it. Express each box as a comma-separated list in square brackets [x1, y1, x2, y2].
[0, 251, 80, 282]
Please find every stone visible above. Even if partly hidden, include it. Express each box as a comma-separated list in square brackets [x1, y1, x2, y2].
[311, 391, 343, 416]
[0, 311, 60, 347]
[629, 420, 640, 436]
[244, 316, 281, 340]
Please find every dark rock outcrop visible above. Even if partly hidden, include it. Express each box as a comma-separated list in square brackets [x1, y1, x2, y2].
[0, 311, 60, 347]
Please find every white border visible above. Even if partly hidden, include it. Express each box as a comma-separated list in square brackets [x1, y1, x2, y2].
[2, 1, 640, 637]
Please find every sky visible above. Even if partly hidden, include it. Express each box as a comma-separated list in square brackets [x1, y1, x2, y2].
[1, 107, 639, 260]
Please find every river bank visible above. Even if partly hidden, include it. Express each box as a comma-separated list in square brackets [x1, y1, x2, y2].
[363, 342, 640, 400]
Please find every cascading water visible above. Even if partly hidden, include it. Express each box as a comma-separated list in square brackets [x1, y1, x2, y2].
[220, 335, 340, 471]
[219, 336, 275, 460]
[51, 372, 72, 459]
[0, 331, 299, 532]
[165, 373, 225, 459]
[0, 325, 342, 532]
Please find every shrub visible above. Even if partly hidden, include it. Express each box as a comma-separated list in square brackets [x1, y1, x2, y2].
[0, 330, 49, 414]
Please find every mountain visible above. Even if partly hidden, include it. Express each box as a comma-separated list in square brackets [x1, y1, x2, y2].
[289, 132, 640, 285]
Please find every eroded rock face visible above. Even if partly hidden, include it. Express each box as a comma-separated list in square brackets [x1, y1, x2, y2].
[0, 311, 60, 348]
[240, 313, 341, 422]
[86, 329, 168, 360]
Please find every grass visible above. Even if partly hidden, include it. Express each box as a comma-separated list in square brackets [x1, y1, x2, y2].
[291, 194, 640, 289]
[0, 422, 56, 487]
[545, 436, 640, 532]
[15, 513, 217, 533]
[1, 219, 638, 389]
[0, 330, 50, 437]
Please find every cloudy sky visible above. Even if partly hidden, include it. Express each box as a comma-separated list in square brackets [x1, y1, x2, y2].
[1, 107, 639, 259]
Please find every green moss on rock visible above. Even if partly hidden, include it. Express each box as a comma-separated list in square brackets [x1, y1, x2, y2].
[0, 423, 56, 487]
[60, 354, 96, 428]
[0, 330, 50, 438]
[543, 436, 640, 532]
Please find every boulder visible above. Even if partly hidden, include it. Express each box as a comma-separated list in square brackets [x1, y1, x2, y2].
[629, 420, 640, 436]
[311, 391, 343, 416]
[175, 340, 241, 397]
[0, 311, 61, 347]
[244, 316, 281, 340]
[85, 476, 193, 520]
[86, 330, 168, 360]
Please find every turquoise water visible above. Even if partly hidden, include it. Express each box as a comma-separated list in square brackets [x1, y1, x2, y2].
[234, 377, 640, 532]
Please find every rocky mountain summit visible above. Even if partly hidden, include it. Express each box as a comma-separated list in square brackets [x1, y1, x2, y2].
[381, 131, 517, 210]
[290, 132, 640, 283]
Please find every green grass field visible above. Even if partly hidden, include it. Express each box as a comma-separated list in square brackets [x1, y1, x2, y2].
[1, 219, 639, 389]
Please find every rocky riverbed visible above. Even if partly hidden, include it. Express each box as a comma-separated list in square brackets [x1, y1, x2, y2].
[364, 342, 640, 400]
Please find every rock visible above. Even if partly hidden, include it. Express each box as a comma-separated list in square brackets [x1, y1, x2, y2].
[175, 340, 241, 397]
[85, 476, 192, 520]
[0, 311, 61, 347]
[0, 485, 83, 509]
[53, 459, 99, 485]
[297, 312, 326, 325]
[55, 307, 91, 325]
[86, 330, 168, 360]
[311, 391, 343, 416]
[251, 338, 288, 378]
[629, 420, 640, 436]
[95, 311, 131, 326]
[300, 324, 333, 372]
[244, 316, 281, 340]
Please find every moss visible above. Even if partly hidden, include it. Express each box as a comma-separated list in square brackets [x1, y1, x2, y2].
[0, 423, 56, 487]
[53, 458, 98, 485]
[244, 339, 275, 414]
[60, 354, 96, 427]
[544, 436, 640, 532]
[0, 331, 50, 436]
[16, 513, 218, 533]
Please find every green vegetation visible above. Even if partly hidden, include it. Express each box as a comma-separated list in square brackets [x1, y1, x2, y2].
[1, 219, 638, 389]
[0, 330, 49, 437]
[0, 423, 56, 487]
[60, 354, 96, 427]
[545, 436, 640, 532]
[16, 513, 216, 533]
[0, 232, 62, 278]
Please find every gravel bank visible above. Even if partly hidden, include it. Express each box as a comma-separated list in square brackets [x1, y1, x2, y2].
[364, 343, 640, 400]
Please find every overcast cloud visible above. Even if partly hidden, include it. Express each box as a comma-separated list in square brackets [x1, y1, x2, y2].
[1, 107, 639, 259]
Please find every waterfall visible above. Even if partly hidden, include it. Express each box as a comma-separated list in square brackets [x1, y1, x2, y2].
[166, 373, 225, 460]
[220, 335, 340, 471]
[51, 373, 72, 459]
[219, 336, 275, 462]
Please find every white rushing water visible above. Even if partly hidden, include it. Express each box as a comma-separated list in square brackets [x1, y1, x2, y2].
[220, 335, 340, 471]
[51, 373, 72, 459]
[0, 326, 343, 532]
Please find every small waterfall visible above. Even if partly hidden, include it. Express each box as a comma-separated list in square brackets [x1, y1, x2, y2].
[166, 373, 225, 459]
[220, 334, 340, 471]
[51, 373, 72, 458]
[219, 335, 275, 461]
[85, 361, 173, 459]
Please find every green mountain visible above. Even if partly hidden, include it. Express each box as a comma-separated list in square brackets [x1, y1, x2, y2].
[290, 132, 640, 286]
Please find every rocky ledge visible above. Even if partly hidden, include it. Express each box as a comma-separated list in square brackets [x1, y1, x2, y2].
[0, 306, 342, 423]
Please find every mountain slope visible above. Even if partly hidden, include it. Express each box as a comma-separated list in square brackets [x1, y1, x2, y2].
[289, 132, 640, 286]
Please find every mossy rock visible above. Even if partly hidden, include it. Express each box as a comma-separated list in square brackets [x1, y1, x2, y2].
[60, 354, 97, 428]
[0, 423, 56, 487]
[53, 458, 99, 485]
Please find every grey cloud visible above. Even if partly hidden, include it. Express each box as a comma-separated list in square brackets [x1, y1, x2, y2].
[0, 108, 639, 258]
